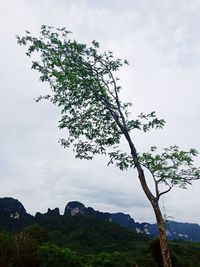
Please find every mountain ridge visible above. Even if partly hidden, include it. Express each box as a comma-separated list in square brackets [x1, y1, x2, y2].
[0, 197, 199, 241]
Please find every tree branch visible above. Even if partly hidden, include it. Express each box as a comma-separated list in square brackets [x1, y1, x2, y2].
[158, 186, 173, 199]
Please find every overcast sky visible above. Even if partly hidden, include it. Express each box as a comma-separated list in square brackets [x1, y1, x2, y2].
[0, 0, 200, 224]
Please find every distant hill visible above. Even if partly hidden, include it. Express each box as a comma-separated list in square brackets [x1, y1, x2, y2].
[64, 200, 200, 242]
[0, 197, 199, 243]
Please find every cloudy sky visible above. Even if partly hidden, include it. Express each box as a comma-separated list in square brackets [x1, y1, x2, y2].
[0, 0, 200, 223]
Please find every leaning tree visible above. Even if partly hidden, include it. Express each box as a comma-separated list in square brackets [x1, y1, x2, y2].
[17, 25, 200, 267]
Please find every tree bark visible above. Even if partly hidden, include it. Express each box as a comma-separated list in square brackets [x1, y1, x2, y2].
[152, 201, 172, 267]
[137, 168, 172, 267]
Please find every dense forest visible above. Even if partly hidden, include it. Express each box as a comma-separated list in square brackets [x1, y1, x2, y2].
[0, 198, 199, 267]
[0, 220, 200, 266]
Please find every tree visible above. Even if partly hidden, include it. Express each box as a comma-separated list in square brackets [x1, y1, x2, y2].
[37, 243, 82, 267]
[0, 232, 13, 267]
[17, 25, 200, 267]
[12, 231, 39, 267]
[149, 239, 180, 267]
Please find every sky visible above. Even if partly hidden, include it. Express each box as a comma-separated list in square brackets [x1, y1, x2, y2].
[0, 0, 200, 224]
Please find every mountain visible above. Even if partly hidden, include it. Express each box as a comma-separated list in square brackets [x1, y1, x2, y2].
[0, 197, 34, 231]
[149, 221, 200, 241]
[64, 201, 200, 241]
[0, 197, 199, 242]
[0, 197, 27, 218]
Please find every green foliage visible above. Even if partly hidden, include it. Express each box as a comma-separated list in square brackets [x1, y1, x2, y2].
[0, 232, 13, 267]
[16, 25, 165, 168]
[38, 243, 82, 267]
[23, 225, 49, 244]
[148, 238, 195, 267]
[138, 146, 200, 199]
[37, 214, 146, 253]
[92, 252, 133, 267]
[17, 25, 200, 187]
[171, 241, 200, 267]
[0, 227, 200, 266]
[12, 231, 39, 267]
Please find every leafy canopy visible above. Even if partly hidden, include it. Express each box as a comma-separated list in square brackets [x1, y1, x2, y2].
[17, 26, 164, 163]
[17, 25, 200, 196]
[139, 146, 200, 199]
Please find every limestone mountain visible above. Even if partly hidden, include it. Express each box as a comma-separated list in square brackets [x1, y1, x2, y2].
[0, 197, 199, 242]
[0, 197, 27, 219]
[64, 201, 200, 241]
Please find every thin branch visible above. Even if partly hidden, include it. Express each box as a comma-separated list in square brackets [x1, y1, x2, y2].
[158, 186, 173, 198]
[181, 175, 200, 181]
[98, 58, 128, 131]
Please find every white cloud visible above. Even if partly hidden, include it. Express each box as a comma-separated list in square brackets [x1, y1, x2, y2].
[0, 0, 199, 223]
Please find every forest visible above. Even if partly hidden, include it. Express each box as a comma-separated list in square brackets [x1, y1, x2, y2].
[0, 211, 200, 267]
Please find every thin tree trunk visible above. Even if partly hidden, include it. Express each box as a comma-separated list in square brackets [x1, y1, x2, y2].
[122, 126, 172, 267]
[152, 201, 172, 267]
[137, 168, 172, 267]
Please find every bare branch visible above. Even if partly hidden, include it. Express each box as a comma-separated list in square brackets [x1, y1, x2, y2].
[158, 186, 173, 199]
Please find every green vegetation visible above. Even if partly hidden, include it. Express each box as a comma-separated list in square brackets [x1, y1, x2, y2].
[17, 25, 200, 267]
[28, 214, 148, 253]
[0, 218, 200, 267]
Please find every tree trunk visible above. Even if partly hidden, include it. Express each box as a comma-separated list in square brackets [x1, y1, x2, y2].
[152, 201, 172, 267]
[137, 168, 172, 267]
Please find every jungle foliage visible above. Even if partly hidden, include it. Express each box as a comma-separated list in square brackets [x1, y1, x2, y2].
[0, 221, 200, 267]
